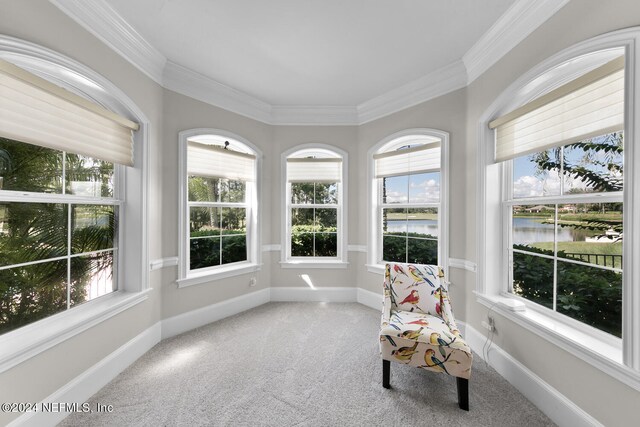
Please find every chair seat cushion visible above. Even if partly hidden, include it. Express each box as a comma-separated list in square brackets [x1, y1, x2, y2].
[380, 310, 473, 379]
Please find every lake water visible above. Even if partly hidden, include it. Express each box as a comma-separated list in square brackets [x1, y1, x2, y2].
[512, 217, 593, 244]
[387, 217, 594, 244]
[387, 219, 438, 237]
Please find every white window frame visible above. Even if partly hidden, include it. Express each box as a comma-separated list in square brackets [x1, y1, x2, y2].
[178, 129, 262, 287]
[476, 28, 640, 391]
[0, 36, 150, 373]
[280, 144, 348, 268]
[367, 129, 449, 275]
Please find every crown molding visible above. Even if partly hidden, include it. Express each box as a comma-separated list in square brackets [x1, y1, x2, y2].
[272, 106, 358, 126]
[49, 0, 166, 85]
[50, 0, 568, 125]
[463, 0, 571, 84]
[162, 60, 273, 124]
[357, 60, 468, 124]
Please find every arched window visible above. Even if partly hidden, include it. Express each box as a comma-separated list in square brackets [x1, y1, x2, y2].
[478, 28, 640, 375]
[368, 129, 449, 272]
[282, 145, 347, 266]
[178, 130, 261, 286]
[0, 36, 149, 359]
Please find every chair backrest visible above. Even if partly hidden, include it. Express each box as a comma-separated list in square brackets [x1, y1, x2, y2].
[384, 263, 446, 317]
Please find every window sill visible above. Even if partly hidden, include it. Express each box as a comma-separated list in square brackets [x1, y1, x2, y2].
[279, 260, 349, 269]
[0, 289, 151, 374]
[177, 263, 261, 288]
[475, 292, 640, 392]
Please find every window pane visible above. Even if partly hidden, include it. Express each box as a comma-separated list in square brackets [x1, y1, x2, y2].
[382, 208, 406, 236]
[65, 153, 114, 198]
[291, 183, 314, 204]
[409, 172, 440, 203]
[190, 236, 220, 269]
[291, 232, 313, 256]
[557, 260, 622, 337]
[513, 149, 561, 198]
[220, 179, 246, 203]
[556, 203, 622, 269]
[562, 132, 623, 194]
[292, 208, 314, 227]
[315, 208, 337, 231]
[315, 183, 338, 204]
[188, 176, 220, 202]
[512, 205, 555, 251]
[0, 202, 67, 267]
[407, 237, 437, 265]
[382, 175, 408, 203]
[190, 207, 221, 238]
[407, 208, 438, 238]
[382, 235, 407, 263]
[315, 233, 337, 257]
[0, 137, 63, 194]
[71, 205, 115, 254]
[0, 260, 68, 334]
[70, 251, 114, 306]
[512, 251, 554, 309]
[221, 235, 247, 264]
[221, 208, 246, 235]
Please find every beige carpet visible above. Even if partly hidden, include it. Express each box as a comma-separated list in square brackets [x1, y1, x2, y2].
[60, 302, 555, 426]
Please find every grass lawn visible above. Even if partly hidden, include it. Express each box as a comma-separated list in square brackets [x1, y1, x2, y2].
[530, 241, 622, 269]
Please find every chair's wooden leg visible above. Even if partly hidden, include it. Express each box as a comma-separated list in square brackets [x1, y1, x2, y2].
[456, 377, 469, 410]
[382, 360, 391, 389]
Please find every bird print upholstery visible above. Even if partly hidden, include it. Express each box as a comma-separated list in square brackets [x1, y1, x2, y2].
[380, 263, 473, 380]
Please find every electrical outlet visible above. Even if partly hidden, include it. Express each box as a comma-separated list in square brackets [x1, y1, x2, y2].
[249, 277, 256, 287]
[481, 319, 495, 332]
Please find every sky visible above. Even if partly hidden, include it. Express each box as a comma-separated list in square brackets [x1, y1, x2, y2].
[383, 172, 440, 204]
[512, 142, 622, 199]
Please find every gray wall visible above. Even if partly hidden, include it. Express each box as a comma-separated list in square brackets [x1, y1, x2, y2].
[1, 0, 639, 426]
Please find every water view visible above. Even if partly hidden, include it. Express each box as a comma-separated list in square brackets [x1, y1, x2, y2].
[386, 219, 438, 236]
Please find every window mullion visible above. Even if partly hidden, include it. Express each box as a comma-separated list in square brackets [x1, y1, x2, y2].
[67, 203, 72, 310]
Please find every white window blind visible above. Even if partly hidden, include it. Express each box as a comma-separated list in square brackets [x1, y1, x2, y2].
[374, 142, 441, 178]
[287, 158, 342, 183]
[187, 141, 256, 181]
[0, 58, 138, 166]
[490, 56, 624, 162]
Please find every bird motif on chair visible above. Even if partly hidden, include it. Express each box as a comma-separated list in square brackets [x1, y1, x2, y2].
[391, 342, 419, 362]
[399, 289, 419, 306]
[400, 327, 424, 341]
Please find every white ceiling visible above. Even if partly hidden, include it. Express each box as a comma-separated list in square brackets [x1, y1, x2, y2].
[105, 0, 515, 106]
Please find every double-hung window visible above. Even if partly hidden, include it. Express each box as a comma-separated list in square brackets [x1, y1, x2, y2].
[491, 56, 625, 338]
[0, 58, 138, 334]
[179, 132, 259, 285]
[371, 131, 447, 269]
[479, 37, 640, 381]
[283, 147, 345, 263]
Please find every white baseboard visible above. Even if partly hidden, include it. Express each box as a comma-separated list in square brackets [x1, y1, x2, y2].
[161, 288, 270, 340]
[357, 288, 382, 310]
[8, 322, 161, 427]
[270, 286, 356, 302]
[459, 321, 602, 427]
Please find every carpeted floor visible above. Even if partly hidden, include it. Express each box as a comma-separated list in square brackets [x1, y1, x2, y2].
[60, 302, 555, 426]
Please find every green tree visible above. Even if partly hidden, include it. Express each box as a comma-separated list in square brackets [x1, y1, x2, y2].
[0, 138, 115, 334]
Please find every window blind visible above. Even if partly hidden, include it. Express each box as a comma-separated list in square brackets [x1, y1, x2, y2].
[0, 59, 139, 166]
[287, 158, 342, 183]
[187, 141, 256, 181]
[490, 56, 624, 162]
[373, 142, 441, 178]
